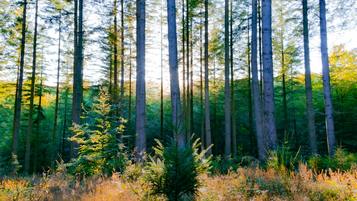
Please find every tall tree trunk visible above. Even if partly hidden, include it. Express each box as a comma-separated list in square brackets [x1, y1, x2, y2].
[281, 42, 288, 135]
[160, 0, 164, 139]
[113, 0, 119, 107]
[53, 12, 62, 164]
[33, 65, 44, 172]
[302, 0, 317, 154]
[258, 0, 263, 94]
[61, 86, 69, 158]
[167, 0, 184, 148]
[247, 18, 254, 157]
[230, 0, 237, 156]
[199, 15, 204, 149]
[72, 0, 83, 157]
[204, 0, 212, 155]
[135, 0, 146, 160]
[181, 0, 186, 135]
[25, 0, 38, 173]
[12, 0, 27, 157]
[251, 0, 264, 160]
[224, 0, 231, 157]
[319, 0, 335, 156]
[120, 0, 125, 99]
[185, 0, 191, 137]
[262, 0, 277, 150]
[128, 42, 132, 132]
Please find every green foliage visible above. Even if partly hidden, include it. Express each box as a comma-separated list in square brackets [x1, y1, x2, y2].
[308, 148, 357, 172]
[68, 90, 127, 177]
[210, 156, 239, 175]
[145, 138, 211, 201]
[266, 141, 301, 173]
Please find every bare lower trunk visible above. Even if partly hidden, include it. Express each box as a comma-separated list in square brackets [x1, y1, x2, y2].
[53, 13, 62, 164]
[25, 0, 38, 173]
[262, 0, 277, 151]
[12, 0, 27, 158]
[251, 0, 264, 159]
[167, 0, 184, 148]
[72, 0, 83, 158]
[204, 0, 212, 155]
[319, 0, 335, 156]
[302, 0, 317, 154]
[230, 0, 237, 156]
[224, 0, 232, 158]
[120, 0, 125, 99]
[135, 0, 146, 160]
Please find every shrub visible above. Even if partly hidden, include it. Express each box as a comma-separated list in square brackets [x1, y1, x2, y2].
[68, 90, 128, 177]
[267, 142, 301, 173]
[145, 138, 211, 201]
[308, 148, 357, 172]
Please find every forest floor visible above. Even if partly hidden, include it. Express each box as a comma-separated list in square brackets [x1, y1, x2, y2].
[0, 164, 356, 201]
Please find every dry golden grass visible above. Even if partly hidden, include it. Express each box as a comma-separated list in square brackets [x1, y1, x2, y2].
[1, 164, 356, 201]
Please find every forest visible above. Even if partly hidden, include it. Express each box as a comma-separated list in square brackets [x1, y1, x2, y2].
[0, 0, 357, 200]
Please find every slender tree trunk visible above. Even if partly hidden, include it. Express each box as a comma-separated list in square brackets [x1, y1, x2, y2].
[167, 0, 184, 148]
[53, 12, 62, 163]
[113, 0, 119, 106]
[258, 0, 263, 94]
[109, 49, 113, 94]
[120, 0, 125, 99]
[204, 0, 212, 155]
[251, 0, 265, 160]
[12, 0, 27, 157]
[135, 0, 146, 160]
[199, 15, 204, 149]
[230, 0, 237, 156]
[185, 0, 191, 137]
[160, 0, 164, 139]
[302, 0, 317, 154]
[33, 65, 43, 172]
[61, 86, 69, 157]
[128, 42, 132, 131]
[262, 0, 277, 150]
[247, 18, 254, 156]
[181, 0, 186, 135]
[224, 0, 231, 157]
[25, 0, 38, 173]
[72, 0, 83, 157]
[190, 23, 194, 139]
[281, 42, 288, 135]
[319, 0, 335, 156]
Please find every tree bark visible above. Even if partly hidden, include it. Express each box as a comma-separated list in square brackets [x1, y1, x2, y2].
[262, 0, 277, 150]
[71, 0, 83, 158]
[135, 0, 146, 160]
[319, 0, 336, 156]
[12, 0, 27, 157]
[230, 0, 237, 157]
[53, 12, 62, 164]
[120, 0, 125, 99]
[113, 0, 119, 107]
[224, 0, 232, 157]
[167, 0, 184, 148]
[204, 0, 212, 155]
[25, 0, 38, 173]
[160, 0, 164, 140]
[251, 0, 265, 160]
[302, 0, 317, 154]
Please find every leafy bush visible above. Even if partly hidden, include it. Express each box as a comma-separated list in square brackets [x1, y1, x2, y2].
[266, 142, 301, 173]
[308, 148, 357, 172]
[68, 90, 128, 177]
[210, 156, 239, 175]
[145, 138, 211, 201]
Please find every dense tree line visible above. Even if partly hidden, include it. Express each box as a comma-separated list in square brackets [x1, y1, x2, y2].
[0, 0, 356, 175]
